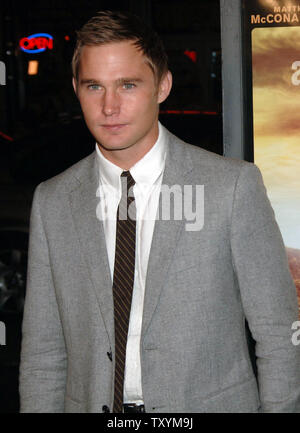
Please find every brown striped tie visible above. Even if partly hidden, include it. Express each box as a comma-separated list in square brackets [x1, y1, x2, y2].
[112, 170, 136, 413]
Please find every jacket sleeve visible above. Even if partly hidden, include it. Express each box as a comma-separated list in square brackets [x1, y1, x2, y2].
[19, 183, 67, 412]
[230, 162, 300, 412]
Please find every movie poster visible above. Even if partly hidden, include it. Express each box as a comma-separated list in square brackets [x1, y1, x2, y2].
[243, 0, 300, 316]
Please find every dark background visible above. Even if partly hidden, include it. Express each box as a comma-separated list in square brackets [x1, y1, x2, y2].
[0, 0, 222, 412]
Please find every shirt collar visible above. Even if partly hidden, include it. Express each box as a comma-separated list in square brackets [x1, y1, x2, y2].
[96, 121, 166, 190]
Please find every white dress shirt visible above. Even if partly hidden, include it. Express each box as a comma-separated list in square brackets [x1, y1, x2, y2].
[95, 122, 167, 404]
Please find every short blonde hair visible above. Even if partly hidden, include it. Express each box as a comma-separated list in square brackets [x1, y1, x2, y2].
[72, 10, 168, 84]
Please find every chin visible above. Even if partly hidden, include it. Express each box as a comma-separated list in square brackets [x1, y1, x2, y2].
[97, 141, 131, 151]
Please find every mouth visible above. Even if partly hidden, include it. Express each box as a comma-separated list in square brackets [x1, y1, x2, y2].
[101, 124, 127, 131]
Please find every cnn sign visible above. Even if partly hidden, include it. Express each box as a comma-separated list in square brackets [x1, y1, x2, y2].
[20, 33, 53, 54]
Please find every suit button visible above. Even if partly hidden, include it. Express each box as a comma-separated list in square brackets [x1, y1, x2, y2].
[102, 405, 110, 413]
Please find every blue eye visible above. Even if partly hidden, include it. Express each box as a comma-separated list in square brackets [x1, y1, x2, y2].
[88, 84, 101, 90]
[123, 83, 135, 89]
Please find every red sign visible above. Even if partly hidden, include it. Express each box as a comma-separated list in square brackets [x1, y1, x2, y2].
[19, 33, 53, 53]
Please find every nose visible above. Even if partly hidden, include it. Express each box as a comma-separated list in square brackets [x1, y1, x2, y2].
[102, 89, 120, 116]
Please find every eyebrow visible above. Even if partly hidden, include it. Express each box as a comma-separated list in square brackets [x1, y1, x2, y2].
[79, 77, 143, 86]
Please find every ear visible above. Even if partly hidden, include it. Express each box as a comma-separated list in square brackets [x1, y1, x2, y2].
[157, 70, 172, 104]
[72, 77, 78, 96]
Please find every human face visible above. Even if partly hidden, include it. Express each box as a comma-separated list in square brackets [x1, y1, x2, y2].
[73, 41, 172, 168]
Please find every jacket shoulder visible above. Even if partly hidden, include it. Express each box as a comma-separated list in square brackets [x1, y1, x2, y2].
[36, 151, 96, 198]
[167, 130, 256, 181]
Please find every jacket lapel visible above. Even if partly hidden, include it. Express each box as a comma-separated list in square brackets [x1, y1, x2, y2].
[68, 153, 114, 347]
[67, 132, 193, 345]
[141, 132, 193, 337]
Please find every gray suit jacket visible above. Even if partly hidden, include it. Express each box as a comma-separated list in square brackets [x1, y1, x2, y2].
[19, 127, 300, 412]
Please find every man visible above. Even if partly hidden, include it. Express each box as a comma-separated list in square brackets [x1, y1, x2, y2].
[19, 10, 300, 413]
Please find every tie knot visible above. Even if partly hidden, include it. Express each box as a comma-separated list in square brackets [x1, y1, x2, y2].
[121, 171, 135, 189]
